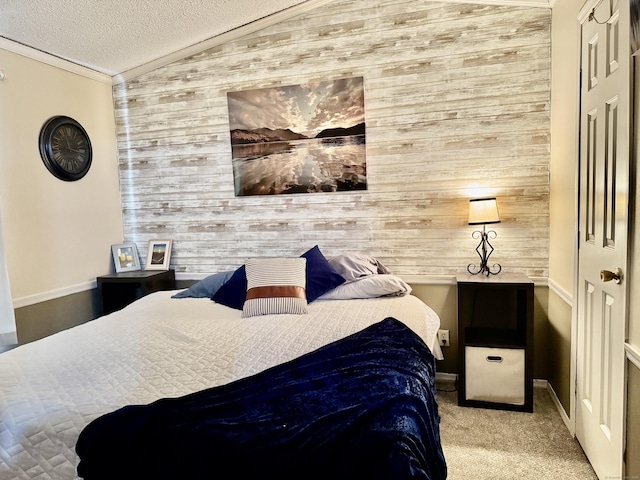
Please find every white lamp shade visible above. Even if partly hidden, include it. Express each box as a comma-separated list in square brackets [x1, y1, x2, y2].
[468, 197, 501, 225]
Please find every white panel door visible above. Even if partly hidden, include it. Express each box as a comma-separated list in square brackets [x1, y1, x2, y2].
[576, 1, 630, 478]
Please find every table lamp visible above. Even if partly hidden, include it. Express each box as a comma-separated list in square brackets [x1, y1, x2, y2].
[467, 197, 502, 276]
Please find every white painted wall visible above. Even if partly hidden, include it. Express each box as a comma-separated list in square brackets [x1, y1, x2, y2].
[0, 48, 123, 306]
[546, 0, 582, 411]
[549, 0, 581, 297]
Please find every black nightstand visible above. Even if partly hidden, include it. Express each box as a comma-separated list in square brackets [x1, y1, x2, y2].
[456, 273, 534, 412]
[97, 270, 176, 315]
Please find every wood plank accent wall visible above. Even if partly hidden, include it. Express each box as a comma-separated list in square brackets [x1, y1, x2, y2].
[112, 0, 551, 278]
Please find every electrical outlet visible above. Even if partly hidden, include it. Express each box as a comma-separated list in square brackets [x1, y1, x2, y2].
[438, 330, 450, 347]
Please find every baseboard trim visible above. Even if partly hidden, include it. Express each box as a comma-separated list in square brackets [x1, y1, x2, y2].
[546, 380, 572, 434]
[13, 280, 97, 309]
[533, 378, 547, 388]
[436, 372, 458, 383]
[437, 374, 552, 387]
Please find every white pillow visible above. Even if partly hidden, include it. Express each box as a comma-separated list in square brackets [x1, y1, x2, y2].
[317, 274, 411, 300]
[242, 257, 308, 317]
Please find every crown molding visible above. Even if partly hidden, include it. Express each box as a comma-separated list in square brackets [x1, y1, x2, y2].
[0, 37, 112, 84]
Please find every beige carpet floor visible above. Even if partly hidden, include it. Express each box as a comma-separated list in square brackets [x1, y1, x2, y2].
[436, 383, 598, 479]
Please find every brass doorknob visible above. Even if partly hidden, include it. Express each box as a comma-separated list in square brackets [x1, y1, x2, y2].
[600, 267, 623, 284]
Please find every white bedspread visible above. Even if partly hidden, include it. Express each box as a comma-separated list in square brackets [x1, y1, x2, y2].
[0, 292, 441, 479]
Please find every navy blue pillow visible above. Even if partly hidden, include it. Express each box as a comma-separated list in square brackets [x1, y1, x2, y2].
[211, 246, 345, 310]
[302, 245, 346, 302]
[211, 265, 247, 310]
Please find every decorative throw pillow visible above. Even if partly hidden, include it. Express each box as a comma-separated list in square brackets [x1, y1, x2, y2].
[211, 265, 247, 310]
[212, 247, 345, 310]
[241, 257, 308, 317]
[300, 245, 346, 302]
[172, 270, 234, 298]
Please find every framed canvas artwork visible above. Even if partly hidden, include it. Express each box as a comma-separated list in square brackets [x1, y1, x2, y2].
[227, 76, 367, 196]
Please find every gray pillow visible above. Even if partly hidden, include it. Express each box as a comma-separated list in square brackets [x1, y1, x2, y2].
[328, 254, 391, 282]
[317, 275, 411, 300]
[171, 270, 234, 299]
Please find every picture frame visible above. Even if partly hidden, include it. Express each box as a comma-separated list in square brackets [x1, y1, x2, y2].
[111, 243, 141, 273]
[145, 240, 172, 270]
[226, 76, 367, 196]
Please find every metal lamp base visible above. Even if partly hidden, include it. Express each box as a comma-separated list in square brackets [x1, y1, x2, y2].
[467, 226, 501, 276]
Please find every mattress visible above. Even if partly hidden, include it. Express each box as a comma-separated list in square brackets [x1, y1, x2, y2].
[0, 291, 441, 479]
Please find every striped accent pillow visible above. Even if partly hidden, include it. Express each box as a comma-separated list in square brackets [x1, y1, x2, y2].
[241, 257, 308, 317]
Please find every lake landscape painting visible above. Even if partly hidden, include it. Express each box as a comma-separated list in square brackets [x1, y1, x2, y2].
[227, 77, 366, 196]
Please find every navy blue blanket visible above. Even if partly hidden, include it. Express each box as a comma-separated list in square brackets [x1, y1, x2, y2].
[76, 318, 447, 479]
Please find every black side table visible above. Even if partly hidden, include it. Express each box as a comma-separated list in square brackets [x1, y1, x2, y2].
[97, 270, 176, 315]
[456, 273, 534, 412]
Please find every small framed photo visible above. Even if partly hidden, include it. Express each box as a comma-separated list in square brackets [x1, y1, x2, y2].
[111, 243, 141, 273]
[145, 240, 172, 270]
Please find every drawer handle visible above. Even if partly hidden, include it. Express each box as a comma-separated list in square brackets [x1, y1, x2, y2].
[486, 355, 503, 363]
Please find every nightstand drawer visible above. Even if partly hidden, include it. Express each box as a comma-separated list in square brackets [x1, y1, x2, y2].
[465, 346, 525, 405]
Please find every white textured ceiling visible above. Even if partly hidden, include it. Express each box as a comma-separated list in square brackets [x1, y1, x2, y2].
[0, 0, 308, 77]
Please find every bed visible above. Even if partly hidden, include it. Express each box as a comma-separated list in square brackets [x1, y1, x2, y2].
[0, 248, 446, 479]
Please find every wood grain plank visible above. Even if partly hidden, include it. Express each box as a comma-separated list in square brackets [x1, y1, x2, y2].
[114, 0, 551, 278]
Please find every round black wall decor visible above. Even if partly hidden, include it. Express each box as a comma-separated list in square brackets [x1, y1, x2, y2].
[39, 116, 92, 181]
